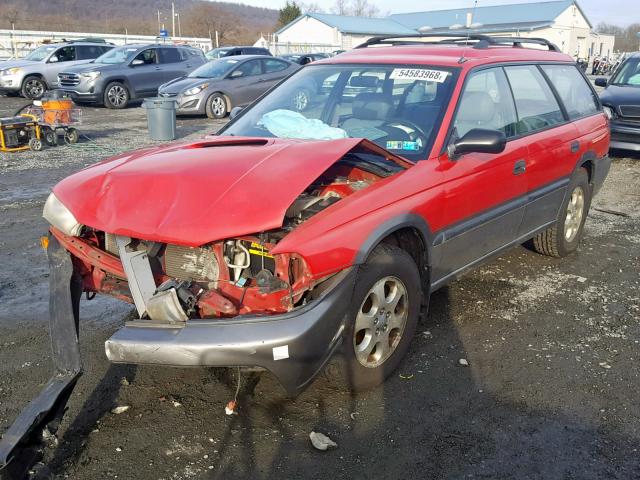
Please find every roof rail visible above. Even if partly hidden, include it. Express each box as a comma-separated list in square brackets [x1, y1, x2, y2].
[356, 33, 559, 52]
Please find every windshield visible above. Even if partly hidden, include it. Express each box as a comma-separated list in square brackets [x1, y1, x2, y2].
[221, 64, 457, 161]
[24, 46, 57, 61]
[611, 58, 640, 86]
[206, 48, 231, 60]
[95, 46, 139, 65]
[188, 58, 239, 78]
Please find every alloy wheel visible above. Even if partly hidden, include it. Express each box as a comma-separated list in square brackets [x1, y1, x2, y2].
[107, 85, 127, 107]
[564, 186, 585, 242]
[25, 79, 44, 98]
[353, 276, 409, 368]
[211, 96, 226, 117]
[293, 89, 309, 111]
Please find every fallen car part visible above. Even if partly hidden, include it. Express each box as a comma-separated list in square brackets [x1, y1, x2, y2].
[0, 235, 82, 478]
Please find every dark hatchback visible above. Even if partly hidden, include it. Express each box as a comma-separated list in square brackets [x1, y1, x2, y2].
[597, 52, 640, 151]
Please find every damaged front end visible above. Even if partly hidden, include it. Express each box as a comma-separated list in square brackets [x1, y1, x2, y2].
[0, 138, 409, 473]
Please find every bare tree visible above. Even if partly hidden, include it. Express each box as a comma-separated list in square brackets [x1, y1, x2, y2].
[350, 0, 379, 17]
[301, 2, 324, 13]
[332, 0, 349, 15]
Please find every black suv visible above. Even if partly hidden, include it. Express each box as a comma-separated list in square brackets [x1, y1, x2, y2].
[58, 43, 206, 108]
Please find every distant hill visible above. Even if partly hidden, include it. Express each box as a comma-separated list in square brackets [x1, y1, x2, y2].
[0, 0, 279, 45]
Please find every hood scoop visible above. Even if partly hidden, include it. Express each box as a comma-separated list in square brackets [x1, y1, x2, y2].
[187, 138, 270, 149]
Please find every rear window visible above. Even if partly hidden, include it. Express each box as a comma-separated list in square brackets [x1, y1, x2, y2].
[263, 58, 289, 73]
[77, 45, 105, 60]
[541, 65, 599, 119]
[504, 65, 564, 135]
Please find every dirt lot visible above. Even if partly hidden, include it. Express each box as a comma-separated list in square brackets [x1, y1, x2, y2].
[0, 95, 639, 480]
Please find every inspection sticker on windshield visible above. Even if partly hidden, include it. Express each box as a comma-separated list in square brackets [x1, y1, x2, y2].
[390, 68, 449, 83]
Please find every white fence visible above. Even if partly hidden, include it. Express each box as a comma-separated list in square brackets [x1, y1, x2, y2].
[253, 37, 340, 55]
[0, 29, 212, 60]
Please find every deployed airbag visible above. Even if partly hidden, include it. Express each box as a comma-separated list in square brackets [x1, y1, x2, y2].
[258, 109, 348, 140]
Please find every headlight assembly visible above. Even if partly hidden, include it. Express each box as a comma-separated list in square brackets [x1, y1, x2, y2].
[1, 67, 21, 76]
[43, 193, 83, 236]
[183, 83, 209, 96]
[80, 71, 101, 81]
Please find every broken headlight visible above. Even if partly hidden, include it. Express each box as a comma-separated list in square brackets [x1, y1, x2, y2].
[43, 192, 83, 236]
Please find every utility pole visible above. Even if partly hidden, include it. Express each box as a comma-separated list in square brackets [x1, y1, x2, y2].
[157, 10, 161, 34]
[177, 13, 181, 38]
[172, 2, 175, 38]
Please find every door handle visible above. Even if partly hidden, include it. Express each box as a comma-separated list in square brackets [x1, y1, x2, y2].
[570, 141, 580, 153]
[513, 159, 526, 175]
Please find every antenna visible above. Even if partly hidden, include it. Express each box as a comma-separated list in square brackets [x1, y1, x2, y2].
[459, 0, 479, 64]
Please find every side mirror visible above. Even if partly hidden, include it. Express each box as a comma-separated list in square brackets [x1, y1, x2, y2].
[229, 70, 244, 78]
[448, 128, 507, 160]
[131, 59, 144, 66]
[49, 56, 59, 63]
[229, 106, 244, 119]
[594, 77, 608, 87]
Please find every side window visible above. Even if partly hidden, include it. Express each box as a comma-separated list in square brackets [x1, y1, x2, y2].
[234, 59, 262, 77]
[76, 45, 102, 60]
[158, 48, 181, 64]
[541, 65, 599, 119]
[453, 67, 518, 138]
[504, 65, 564, 134]
[100, 46, 113, 55]
[53, 46, 76, 62]
[263, 59, 289, 73]
[134, 49, 157, 65]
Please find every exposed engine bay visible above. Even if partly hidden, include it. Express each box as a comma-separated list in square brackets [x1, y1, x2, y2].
[56, 147, 408, 322]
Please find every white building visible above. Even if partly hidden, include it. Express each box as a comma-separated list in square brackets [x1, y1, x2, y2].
[271, 0, 615, 59]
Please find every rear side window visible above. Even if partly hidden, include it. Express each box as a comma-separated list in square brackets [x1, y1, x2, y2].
[541, 64, 599, 119]
[159, 48, 181, 64]
[179, 48, 201, 60]
[504, 65, 564, 134]
[263, 58, 289, 73]
[77, 45, 104, 60]
[454, 67, 518, 138]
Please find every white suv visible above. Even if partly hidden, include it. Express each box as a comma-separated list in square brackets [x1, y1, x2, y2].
[0, 40, 113, 99]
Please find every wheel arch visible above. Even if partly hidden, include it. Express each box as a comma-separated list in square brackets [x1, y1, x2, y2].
[103, 78, 133, 98]
[208, 91, 232, 112]
[354, 214, 433, 294]
[575, 150, 597, 186]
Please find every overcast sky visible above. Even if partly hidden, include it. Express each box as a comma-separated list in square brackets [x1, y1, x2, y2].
[227, 0, 637, 27]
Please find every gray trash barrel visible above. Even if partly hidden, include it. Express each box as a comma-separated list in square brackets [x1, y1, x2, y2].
[142, 97, 177, 141]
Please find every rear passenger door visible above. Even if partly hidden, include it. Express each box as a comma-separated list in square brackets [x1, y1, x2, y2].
[259, 58, 293, 89]
[434, 67, 529, 282]
[503, 64, 579, 236]
[158, 47, 184, 84]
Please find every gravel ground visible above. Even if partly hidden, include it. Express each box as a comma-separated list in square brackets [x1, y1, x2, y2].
[0, 95, 639, 480]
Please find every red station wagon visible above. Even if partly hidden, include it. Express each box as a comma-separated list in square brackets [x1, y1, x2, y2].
[0, 34, 611, 470]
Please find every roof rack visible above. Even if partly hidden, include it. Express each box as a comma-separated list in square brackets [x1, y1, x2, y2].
[356, 33, 559, 52]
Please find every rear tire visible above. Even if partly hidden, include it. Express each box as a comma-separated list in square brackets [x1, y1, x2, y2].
[21, 75, 47, 100]
[29, 138, 43, 151]
[64, 127, 79, 144]
[329, 243, 422, 392]
[532, 167, 591, 257]
[42, 127, 57, 146]
[205, 93, 228, 119]
[103, 82, 129, 109]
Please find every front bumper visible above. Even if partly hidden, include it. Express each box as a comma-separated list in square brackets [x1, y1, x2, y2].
[175, 94, 205, 115]
[609, 120, 640, 151]
[59, 88, 101, 103]
[0, 74, 22, 92]
[105, 267, 357, 395]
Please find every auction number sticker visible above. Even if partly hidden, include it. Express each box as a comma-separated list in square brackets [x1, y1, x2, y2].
[390, 68, 449, 83]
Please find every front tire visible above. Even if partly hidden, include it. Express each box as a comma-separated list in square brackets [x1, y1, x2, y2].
[332, 244, 422, 391]
[103, 82, 129, 109]
[28, 138, 43, 151]
[532, 167, 591, 257]
[205, 93, 228, 119]
[21, 76, 47, 100]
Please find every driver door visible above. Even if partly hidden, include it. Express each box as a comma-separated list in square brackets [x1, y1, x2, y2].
[128, 48, 161, 97]
[45, 46, 76, 87]
[227, 59, 264, 106]
[432, 67, 529, 283]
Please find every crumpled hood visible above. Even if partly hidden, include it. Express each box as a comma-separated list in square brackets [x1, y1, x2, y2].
[52, 136, 369, 246]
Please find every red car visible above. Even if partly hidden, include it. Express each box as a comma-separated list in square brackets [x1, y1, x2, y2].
[1, 35, 611, 470]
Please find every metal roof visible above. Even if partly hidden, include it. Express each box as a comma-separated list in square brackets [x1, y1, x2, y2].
[277, 1, 589, 36]
[389, 0, 588, 31]
[276, 13, 416, 36]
